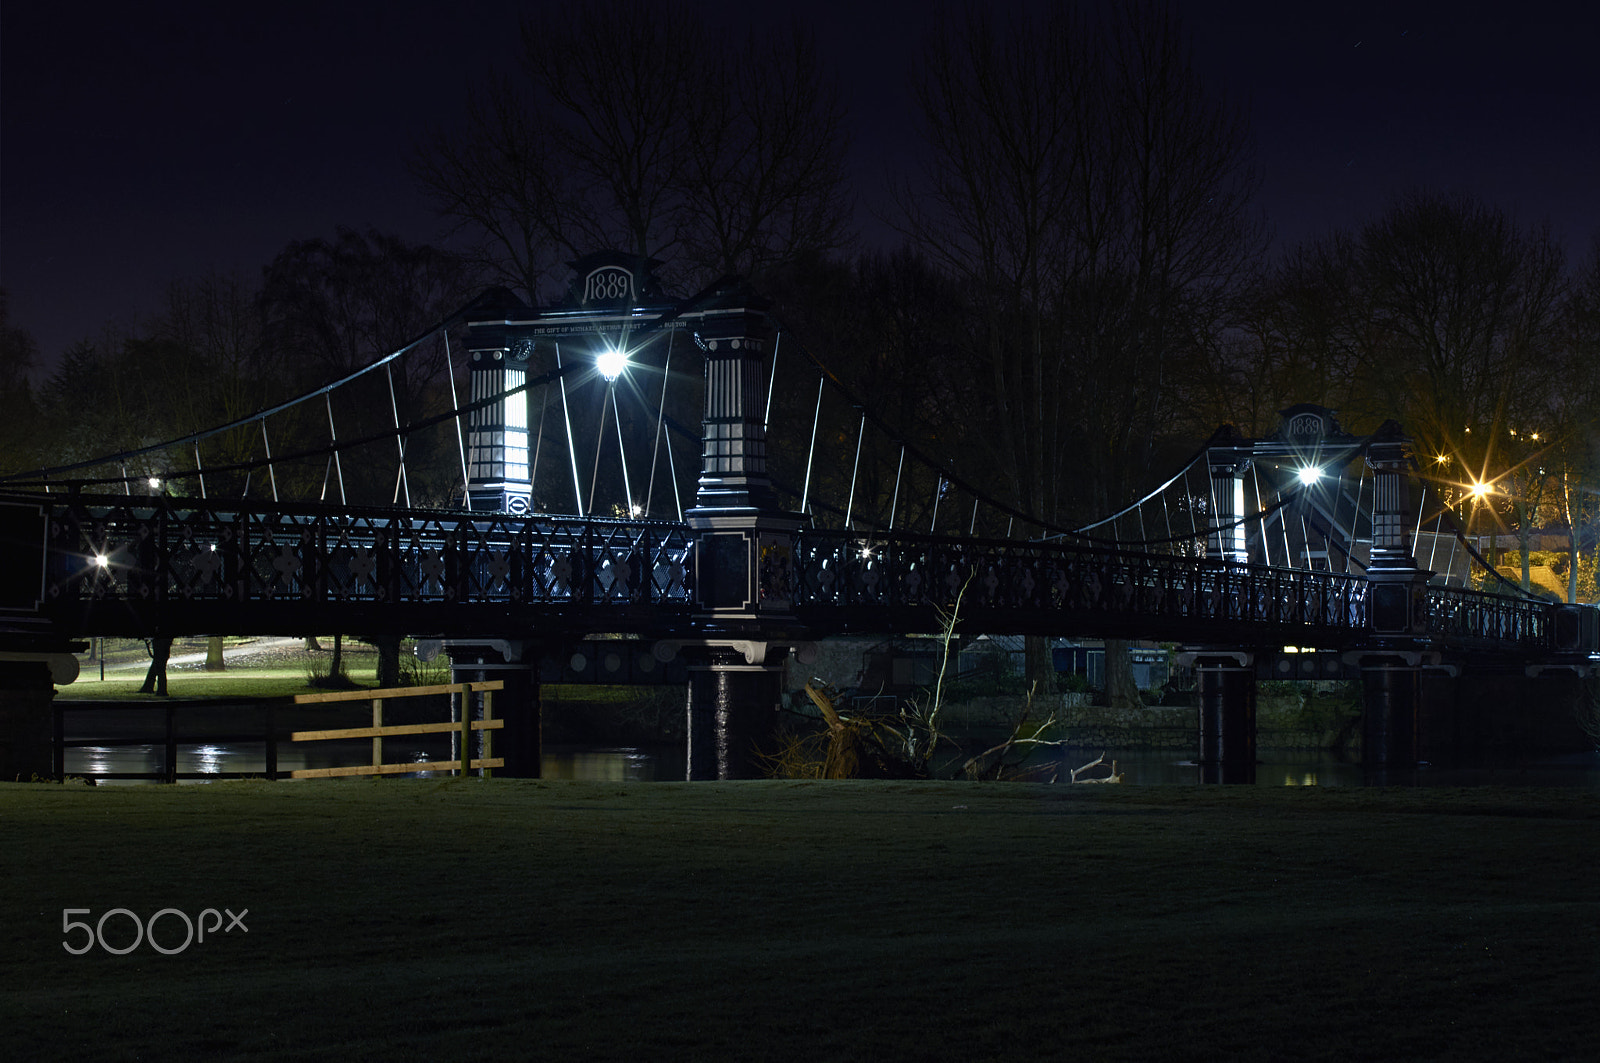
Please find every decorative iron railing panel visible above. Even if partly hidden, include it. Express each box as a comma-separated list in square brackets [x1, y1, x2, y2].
[7, 496, 1582, 656]
[36, 497, 694, 634]
[1423, 585, 1549, 650]
[789, 530, 1371, 642]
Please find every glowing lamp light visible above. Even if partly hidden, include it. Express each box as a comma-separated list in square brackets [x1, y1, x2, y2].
[596, 347, 629, 382]
[1469, 481, 1493, 501]
[93, 554, 110, 569]
[148, 477, 162, 490]
[1295, 466, 1323, 486]
[629, 503, 643, 517]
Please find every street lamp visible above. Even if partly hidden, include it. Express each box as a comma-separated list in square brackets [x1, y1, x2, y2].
[596, 347, 629, 382]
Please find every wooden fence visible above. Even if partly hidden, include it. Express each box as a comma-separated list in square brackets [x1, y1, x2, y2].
[287, 681, 504, 778]
[52, 680, 504, 782]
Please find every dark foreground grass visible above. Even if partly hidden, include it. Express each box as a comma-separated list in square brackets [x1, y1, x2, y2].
[3, 780, 1598, 1062]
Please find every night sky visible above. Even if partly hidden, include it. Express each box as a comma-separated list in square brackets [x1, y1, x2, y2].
[3, 1, 1597, 373]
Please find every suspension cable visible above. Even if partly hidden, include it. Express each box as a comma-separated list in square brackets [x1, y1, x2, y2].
[325, 395, 346, 505]
[1348, 463, 1367, 575]
[611, 385, 634, 516]
[386, 364, 411, 508]
[799, 375, 824, 518]
[844, 412, 866, 530]
[587, 381, 610, 516]
[888, 445, 905, 530]
[261, 420, 279, 502]
[555, 344, 584, 515]
[445, 331, 469, 508]
[530, 381, 549, 512]
[763, 331, 781, 431]
[646, 331, 675, 518]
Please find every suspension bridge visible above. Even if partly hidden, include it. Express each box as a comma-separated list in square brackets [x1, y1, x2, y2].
[3, 252, 1596, 780]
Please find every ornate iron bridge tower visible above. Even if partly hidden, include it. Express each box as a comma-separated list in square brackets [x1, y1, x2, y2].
[448, 254, 804, 779]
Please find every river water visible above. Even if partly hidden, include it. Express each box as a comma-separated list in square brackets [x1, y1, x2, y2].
[57, 720, 1600, 788]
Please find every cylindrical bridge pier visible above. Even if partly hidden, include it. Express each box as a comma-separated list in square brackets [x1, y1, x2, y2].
[1356, 652, 1423, 783]
[1186, 650, 1257, 784]
[685, 644, 783, 780]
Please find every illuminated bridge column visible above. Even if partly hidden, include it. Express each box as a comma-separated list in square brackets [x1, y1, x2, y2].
[1183, 650, 1257, 784]
[1357, 422, 1431, 775]
[682, 282, 802, 780]
[1205, 427, 1250, 564]
[464, 340, 533, 515]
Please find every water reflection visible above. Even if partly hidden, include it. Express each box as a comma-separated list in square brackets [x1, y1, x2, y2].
[540, 746, 669, 781]
[56, 711, 1600, 787]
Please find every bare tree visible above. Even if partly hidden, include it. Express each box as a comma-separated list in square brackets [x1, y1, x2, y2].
[1357, 191, 1567, 465]
[259, 228, 480, 504]
[410, 76, 571, 303]
[156, 270, 273, 494]
[1549, 236, 1600, 602]
[0, 290, 42, 475]
[896, 1, 1263, 703]
[411, 0, 852, 301]
[677, 22, 853, 279]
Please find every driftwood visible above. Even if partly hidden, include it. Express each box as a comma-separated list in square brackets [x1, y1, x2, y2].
[962, 684, 1124, 783]
[779, 654, 1125, 784]
[1066, 752, 1124, 784]
[791, 680, 922, 779]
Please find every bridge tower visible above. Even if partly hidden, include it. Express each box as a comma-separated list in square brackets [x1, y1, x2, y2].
[1205, 425, 1250, 566]
[1353, 420, 1433, 777]
[449, 252, 683, 776]
[464, 289, 537, 515]
[682, 280, 802, 779]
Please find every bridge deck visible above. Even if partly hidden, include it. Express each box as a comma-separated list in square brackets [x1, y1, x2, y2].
[3, 495, 1586, 659]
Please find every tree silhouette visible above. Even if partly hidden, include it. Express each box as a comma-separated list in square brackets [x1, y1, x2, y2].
[411, 0, 852, 302]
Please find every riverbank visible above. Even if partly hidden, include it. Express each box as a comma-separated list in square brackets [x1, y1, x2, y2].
[5, 779, 1597, 1060]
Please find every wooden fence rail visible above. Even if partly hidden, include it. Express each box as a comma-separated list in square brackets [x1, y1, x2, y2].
[288, 681, 504, 779]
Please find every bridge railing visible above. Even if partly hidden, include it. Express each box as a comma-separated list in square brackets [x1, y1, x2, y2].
[1423, 585, 1551, 650]
[17, 494, 1586, 656]
[38, 496, 695, 609]
[790, 530, 1371, 638]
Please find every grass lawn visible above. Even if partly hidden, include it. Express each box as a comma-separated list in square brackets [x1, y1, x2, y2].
[3, 780, 1598, 1061]
[67, 638, 397, 701]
